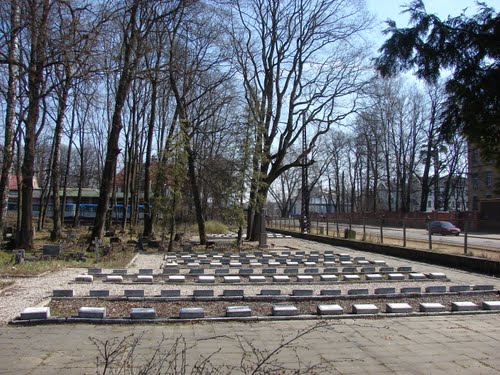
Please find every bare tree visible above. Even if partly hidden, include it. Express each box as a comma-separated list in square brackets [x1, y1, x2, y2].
[167, 2, 234, 245]
[16, 0, 52, 249]
[231, 0, 372, 240]
[91, 0, 185, 240]
[418, 83, 442, 211]
[0, 0, 20, 235]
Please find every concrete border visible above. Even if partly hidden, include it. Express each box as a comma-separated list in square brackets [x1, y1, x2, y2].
[9, 310, 500, 326]
[268, 229, 500, 276]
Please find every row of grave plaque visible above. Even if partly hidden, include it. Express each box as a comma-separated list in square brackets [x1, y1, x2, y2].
[19, 300, 500, 321]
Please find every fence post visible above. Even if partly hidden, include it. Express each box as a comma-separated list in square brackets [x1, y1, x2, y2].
[326, 217, 329, 236]
[362, 215, 366, 241]
[403, 217, 407, 247]
[464, 221, 468, 255]
[336, 215, 339, 237]
[428, 221, 433, 250]
[380, 216, 384, 244]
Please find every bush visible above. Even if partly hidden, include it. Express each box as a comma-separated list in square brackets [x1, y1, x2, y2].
[91, 322, 334, 374]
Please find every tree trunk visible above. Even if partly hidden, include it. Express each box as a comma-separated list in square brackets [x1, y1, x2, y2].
[50, 75, 71, 241]
[91, 2, 139, 241]
[61, 94, 76, 225]
[18, 0, 51, 249]
[0, 0, 19, 235]
[186, 146, 206, 244]
[420, 139, 433, 211]
[143, 78, 158, 237]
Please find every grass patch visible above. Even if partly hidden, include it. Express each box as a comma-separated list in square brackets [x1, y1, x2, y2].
[199, 220, 229, 234]
[0, 246, 136, 276]
[0, 259, 66, 276]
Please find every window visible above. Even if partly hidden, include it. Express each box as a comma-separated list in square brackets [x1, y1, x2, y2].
[472, 173, 479, 190]
[427, 200, 432, 208]
[472, 196, 479, 211]
[485, 171, 493, 187]
[472, 148, 479, 163]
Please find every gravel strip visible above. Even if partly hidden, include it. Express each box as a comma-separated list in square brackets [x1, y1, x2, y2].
[49, 292, 500, 318]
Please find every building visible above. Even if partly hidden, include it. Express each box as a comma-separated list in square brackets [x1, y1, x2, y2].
[468, 145, 500, 211]
[426, 175, 468, 212]
[468, 145, 500, 231]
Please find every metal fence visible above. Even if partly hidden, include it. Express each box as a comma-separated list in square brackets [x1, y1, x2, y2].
[267, 216, 500, 261]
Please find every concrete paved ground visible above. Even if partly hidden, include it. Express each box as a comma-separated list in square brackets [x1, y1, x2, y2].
[0, 238, 498, 374]
[0, 314, 499, 374]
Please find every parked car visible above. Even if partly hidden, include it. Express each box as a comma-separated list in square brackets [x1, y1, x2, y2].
[429, 221, 461, 236]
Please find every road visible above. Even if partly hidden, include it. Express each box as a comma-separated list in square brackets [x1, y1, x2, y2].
[271, 219, 500, 252]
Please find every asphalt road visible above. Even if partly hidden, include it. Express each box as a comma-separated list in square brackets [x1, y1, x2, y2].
[272, 220, 500, 252]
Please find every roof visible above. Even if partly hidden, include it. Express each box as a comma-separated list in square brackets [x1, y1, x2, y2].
[8, 175, 39, 190]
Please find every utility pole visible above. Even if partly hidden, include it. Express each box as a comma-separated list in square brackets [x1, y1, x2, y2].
[300, 113, 310, 233]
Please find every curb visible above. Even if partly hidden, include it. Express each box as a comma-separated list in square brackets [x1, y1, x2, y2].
[9, 310, 500, 326]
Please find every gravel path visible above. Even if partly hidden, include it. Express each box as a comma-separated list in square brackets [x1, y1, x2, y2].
[0, 268, 85, 325]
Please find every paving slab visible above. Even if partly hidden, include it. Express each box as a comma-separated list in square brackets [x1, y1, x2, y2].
[352, 304, 378, 314]
[343, 275, 360, 281]
[75, 275, 93, 282]
[273, 275, 290, 283]
[89, 290, 110, 297]
[124, 290, 144, 298]
[428, 272, 447, 280]
[52, 290, 74, 297]
[106, 275, 123, 283]
[193, 290, 214, 297]
[365, 273, 383, 281]
[320, 275, 337, 282]
[425, 286, 447, 293]
[292, 289, 314, 296]
[296, 275, 314, 282]
[419, 303, 446, 312]
[249, 275, 266, 283]
[451, 302, 479, 312]
[222, 290, 244, 297]
[317, 304, 343, 315]
[472, 284, 495, 291]
[226, 306, 252, 317]
[320, 289, 341, 296]
[161, 290, 181, 297]
[20, 307, 50, 320]
[375, 287, 396, 295]
[129, 308, 156, 319]
[482, 301, 500, 310]
[388, 273, 405, 280]
[272, 305, 298, 316]
[409, 272, 426, 280]
[179, 307, 204, 319]
[449, 285, 471, 292]
[223, 276, 241, 283]
[168, 275, 185, 283]
[386, 303, 412, 313]
[78, 307, 105, 319]
[135, 275, 153, 283]
[198, 276, 215, 283]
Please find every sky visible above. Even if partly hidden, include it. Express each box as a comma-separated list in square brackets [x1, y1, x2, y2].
[365, 0, 499, 49]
